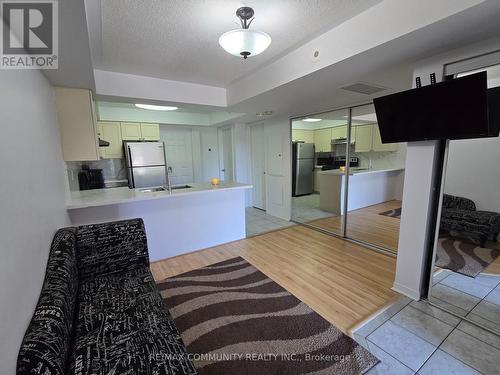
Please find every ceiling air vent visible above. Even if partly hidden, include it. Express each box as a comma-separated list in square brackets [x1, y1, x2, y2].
[341, 82, 387, 95]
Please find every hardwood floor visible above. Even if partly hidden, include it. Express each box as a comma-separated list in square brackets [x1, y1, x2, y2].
[151, 225, 400, 335]
[486, 257, 500, 274]
[306, 200, 402, 252]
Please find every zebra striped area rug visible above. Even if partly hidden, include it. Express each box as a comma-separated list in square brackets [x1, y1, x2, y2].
[436, 237, 500, 277]
[157, 257, 378, 374]
[378, 207, 402, 218]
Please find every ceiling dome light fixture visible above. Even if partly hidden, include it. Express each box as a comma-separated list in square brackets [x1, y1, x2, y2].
[219, 7, 271, 59]
[135, 104, 178, 111]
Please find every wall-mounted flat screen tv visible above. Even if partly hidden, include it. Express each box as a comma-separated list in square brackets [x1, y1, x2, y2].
[373, 72, 489, 143]
[488, 86, 500, 137]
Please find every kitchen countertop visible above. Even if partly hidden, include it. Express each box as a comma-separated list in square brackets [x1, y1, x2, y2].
[318, 167, 405, 176]
[67, 182, 253, 210]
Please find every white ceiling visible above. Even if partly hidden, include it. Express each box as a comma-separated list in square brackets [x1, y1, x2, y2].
[97, 101, 245, 126]
[93, 0, 381, 87]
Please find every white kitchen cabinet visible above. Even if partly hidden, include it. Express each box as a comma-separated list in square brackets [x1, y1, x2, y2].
[354, 124, 373, 153]
[140, 123, 160, 141]
[292, 129, 314, 143]
[120, 122, 142, 140]
[54, 87, 100, 161]
[98, 121, 123, 159]
[350, 126, 356, 143]
[314, 128, 332, 152]
[372, 125, 398, 152]
[120, 122, 160, 141]
[331, 125, 347, 140]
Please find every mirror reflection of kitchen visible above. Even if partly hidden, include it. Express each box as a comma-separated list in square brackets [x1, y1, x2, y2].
[291, 108, 348, 237]
[291, 104, 406, 253]
[429, 64, 500, 336]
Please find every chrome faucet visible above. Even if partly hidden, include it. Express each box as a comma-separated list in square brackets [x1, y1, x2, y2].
[166, 166, 173, 193]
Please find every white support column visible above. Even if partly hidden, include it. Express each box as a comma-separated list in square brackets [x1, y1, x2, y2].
[393, 141, 442, 299]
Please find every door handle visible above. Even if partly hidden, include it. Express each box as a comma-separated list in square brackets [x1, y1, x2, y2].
[221, 169, 226, 172]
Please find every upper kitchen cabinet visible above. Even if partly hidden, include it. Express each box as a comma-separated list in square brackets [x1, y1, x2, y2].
[354, 124, 373, 152]
[372, 125, 398, 152]
[120, 122, 160, 141]
[140, 123, 160, 140]
[120, 122, 142, 140]
[292, 129, 314, 143]
[314, 128, 332, 152]
[54, 87, 100, 161]
[98, 121, 123, 159]
[331, 125, 347, 140]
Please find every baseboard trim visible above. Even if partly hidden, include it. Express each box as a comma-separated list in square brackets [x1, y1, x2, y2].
[392, 282, 421, 300]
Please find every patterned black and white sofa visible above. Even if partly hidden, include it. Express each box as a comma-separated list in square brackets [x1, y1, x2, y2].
[17, 218, 196, 375]
[440, 194, 500, 246]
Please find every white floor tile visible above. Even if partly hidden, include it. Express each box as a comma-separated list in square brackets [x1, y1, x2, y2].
[418, 349, 480, 375]
[367, 341, 414, 375]
[367, 321, 436, 371]
[441, 328, 500, 375]
[390, 306, 455, 346]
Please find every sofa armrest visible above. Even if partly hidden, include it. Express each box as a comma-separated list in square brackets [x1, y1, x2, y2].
[443, 194, 476, 211]
[17, 228, 78, 375]
[76, 218, 150, 279]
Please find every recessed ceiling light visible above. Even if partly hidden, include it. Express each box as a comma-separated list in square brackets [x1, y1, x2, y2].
[302, 118, 322, 122]
[135, 104, 178, 111]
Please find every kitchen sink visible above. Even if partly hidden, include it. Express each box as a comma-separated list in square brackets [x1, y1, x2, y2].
[171, 185, 192, 190]
[138, 187, 166, 193]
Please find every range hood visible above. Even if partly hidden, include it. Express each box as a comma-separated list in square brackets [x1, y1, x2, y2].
[331, 137, 355, 145]
[98, 138, 110, 147]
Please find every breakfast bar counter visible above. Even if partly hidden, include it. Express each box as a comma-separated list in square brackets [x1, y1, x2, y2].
[67, 182, 252, 261]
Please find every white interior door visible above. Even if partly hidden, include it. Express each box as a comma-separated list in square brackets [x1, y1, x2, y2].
[251, 124, 266, 209]
[161, 128, 194, 185]
[219, 127, 234, 181]
[265, 122, 291, 220]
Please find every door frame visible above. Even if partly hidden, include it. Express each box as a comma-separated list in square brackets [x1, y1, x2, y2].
[248, 122, 266, 210]
[217, 125, 235, 181]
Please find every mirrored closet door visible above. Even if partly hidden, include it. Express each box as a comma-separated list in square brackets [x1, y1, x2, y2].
[291, 108, 349, 237]
[428, 64, 500, 335]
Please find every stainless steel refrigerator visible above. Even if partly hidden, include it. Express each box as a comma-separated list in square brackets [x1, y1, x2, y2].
[124, 141, 168, 188]
[292, 142, 315, 196]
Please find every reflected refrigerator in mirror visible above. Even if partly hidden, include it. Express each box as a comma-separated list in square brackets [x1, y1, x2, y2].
[290, 108, 349, 236]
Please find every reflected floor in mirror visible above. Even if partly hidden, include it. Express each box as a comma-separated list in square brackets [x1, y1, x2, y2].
[304, 200, 402, 252]
[291, 193, 335, 222]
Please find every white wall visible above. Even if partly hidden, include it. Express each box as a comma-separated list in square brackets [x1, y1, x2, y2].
[445, 137, 500, 212]
[0, 69, 69, 372]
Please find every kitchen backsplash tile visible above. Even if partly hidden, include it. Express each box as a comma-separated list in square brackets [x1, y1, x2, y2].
[66, 158, 127, 191]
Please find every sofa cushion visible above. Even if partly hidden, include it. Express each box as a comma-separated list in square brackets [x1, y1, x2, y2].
[17, 228, 78, 375]
[76, 218, 150, 279]
[67, 268, 196, 375]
